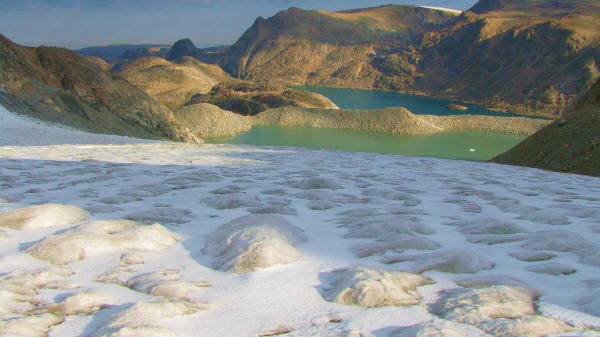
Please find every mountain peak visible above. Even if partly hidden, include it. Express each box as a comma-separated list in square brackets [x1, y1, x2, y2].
[166, 38, 204, 61]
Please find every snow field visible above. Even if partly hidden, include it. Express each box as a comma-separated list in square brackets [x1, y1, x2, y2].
[0, 105, 599, 336]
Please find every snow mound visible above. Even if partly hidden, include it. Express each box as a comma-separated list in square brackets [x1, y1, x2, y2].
[477, 316, 573, 337]
[446, 218, 524, 235]
[340, 214, 434, 236]
[202, 193, 263, 210]
[120, 252, 144, 265]
[0, 204, 88, 230]
[444, 197, 482, 213]
[526, 262, 577, 275]
[362, 189, 421, 206]
[509, 251, 555, 262]
[454, 275, 539, 294]
[320, 266, 434, 308]
[518, 210, 570, 226]
[124, 270, 210, 301]
[307, 199, 339, 210]
[93, 300, 205, 337]
[352, 236, 440, 258]
[446, 218, 527, 245]
[27, 219, 181, 264]
[383, 249, 495, 273]
[337, 208, 438, 257]
[249, 205, 297, 216]
[203, 214, 307, 273]
[96, 265, 137, 284]
[0, 313, 64, 337]
[49, 290, 114, 315]
[431, 286, 573, 336]
[294, 190, 332, 201]
[124, 208, 193, 225]
[0, 267, 76, 320]
[288, 177, 342, 190]
[389, 322, 470, 337]
[521, 231, 600, 267]
[0, 267, 75, 294]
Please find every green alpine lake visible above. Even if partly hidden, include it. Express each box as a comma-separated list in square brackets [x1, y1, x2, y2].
[208, 87, 527, 161]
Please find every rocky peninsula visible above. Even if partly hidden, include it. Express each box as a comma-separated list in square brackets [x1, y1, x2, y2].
[173, 104, 552, 140]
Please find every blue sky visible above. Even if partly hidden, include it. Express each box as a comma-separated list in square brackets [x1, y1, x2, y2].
[0, 0, 478, 49]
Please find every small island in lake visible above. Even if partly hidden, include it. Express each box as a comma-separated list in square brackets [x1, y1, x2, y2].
[446, 104, 469, 111]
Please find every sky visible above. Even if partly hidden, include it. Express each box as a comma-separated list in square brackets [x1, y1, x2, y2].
[0, 0, 478, 50]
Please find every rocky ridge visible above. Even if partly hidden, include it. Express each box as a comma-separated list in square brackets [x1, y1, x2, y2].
[0, 34, 200, 142]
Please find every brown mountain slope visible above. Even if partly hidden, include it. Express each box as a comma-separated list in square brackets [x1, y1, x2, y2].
[212, 1, 600, 116]
[113, 56, 337, 115]
[492, 78, 600, 176]
[115, 56, 232, 109]
[0, 34, 198, 142]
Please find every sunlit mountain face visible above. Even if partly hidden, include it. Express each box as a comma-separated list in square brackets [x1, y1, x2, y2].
[0, 0, 476, 49]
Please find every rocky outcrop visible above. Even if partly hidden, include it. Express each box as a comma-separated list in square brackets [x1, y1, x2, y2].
[211, 2, 600, 116]
[174, 103, 252, 138]
[189, 80, 339, 115]
[0, 34, 200, 142]
[492, 78, 600, 176]
[166, 39, 206, 61]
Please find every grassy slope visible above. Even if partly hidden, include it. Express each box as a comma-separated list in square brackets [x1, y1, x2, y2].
[492, 78, 600, 176]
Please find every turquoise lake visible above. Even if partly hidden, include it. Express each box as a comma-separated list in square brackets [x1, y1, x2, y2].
[209, 87, 527, 161]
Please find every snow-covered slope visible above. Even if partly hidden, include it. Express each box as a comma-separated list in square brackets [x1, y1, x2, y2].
[0, 104, 599, 336]
[0, 105, 154, 146]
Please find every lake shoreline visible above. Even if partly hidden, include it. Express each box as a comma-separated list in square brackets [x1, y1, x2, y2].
[291, 85, 557, 120]
[205, 125, 526, 161]
[254, 106, 552, 136]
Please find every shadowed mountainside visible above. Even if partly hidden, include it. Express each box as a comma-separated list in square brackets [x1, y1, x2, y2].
[492, 78, 600, 177]
[0, 34, 200, 142]
[77, 44, 170, 63]
[207, 1, 600, 117]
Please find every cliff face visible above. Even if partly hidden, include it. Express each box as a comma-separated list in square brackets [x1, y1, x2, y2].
[0, 34, 199, 142]
[492, 78, 600, 176]
[213, 1, 600, 116]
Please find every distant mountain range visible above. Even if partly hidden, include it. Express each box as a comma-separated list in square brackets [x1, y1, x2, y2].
[77, 44, 170, 63]
[88, 1, 599, 118]
[205, 1, 599, 117]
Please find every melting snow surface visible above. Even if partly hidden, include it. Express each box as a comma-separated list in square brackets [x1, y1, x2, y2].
[1, 105, 599, 336]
